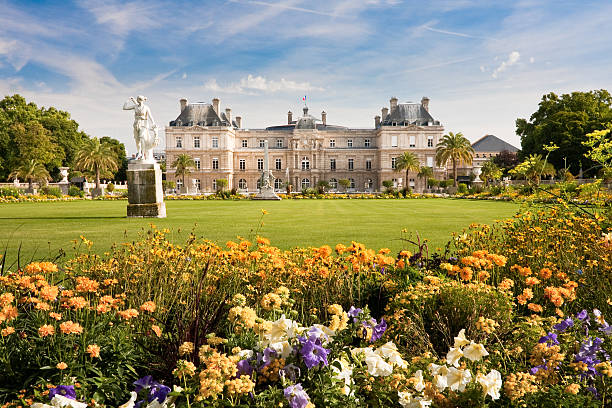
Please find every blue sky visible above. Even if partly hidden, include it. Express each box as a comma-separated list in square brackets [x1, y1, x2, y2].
[1, 0, 611, 153]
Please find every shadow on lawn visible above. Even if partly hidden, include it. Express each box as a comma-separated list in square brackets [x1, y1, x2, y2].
[0, 216, 126, 220]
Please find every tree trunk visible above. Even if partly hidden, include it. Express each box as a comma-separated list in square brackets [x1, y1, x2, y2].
[406, 169, 409, 190]
[28, 178, 33, 192]
[453, 159, 458, 187]
[95, 165, 101, 190]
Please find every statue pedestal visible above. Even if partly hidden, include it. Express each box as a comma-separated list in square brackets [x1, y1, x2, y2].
[127, 161, 166, 218]
[253, 186, 281, 200]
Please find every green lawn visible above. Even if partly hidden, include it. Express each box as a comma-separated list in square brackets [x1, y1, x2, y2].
[0, 199, 521, 268]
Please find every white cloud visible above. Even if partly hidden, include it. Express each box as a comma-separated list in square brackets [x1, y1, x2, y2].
[182, 73, 187, 79]
[529, 57, 535, 63]
[77, 0, 161, 37]
[204, 75, 325, 94]
[491, 51, 520, 78]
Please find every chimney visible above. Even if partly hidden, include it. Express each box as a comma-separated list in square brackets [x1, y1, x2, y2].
[225, 108, 231, 124]
[382, 107, 389, 119]
[375, 115, 381, 128]
[212, 98, 220, 114]
[180, 98, 188, 112]
[288, 110, 293, 124]
[421, 96, 430, 112]
[321, 111, 327, 126]
[235, 116, 242, 128]
[390, 96, 398, 112]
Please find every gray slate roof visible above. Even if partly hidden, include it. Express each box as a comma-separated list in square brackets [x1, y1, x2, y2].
[472, 135, 518, 152]
[381, 103, 438, 126]
[170, 103, 235, 127]
[266, 107, 347, 131]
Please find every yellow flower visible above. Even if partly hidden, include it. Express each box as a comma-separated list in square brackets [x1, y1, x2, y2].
[179, 341, 195, 356]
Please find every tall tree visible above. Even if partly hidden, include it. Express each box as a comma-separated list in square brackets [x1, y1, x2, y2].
[11, 122, 64, 168]
[75, 138, 118, 196]
[517, 90, 612, 176]
[480, 159, 502, 186]
[509, 154, 556, 186]
[100, 136, 128, 181]
[172, 154, 195, 190]
[395, 152, 420, 188]
[9, 159, 51, 192]
[492, 150, 519, 176]
[435, 132, 474, 187]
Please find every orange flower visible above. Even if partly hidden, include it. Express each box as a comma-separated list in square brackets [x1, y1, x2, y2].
[86, 344, 101, 358]
[49, 312, 62, 320]
[59, 320, 83, 335]
[528, 303, 543, 313]
[0, 305, 18, 322]
[56, 362, 67, 370]
[96, 303, 111, 314]
[39, 262, 58, 273]
[38, 324, 56, 337]
[75, 277, 99, 293]
[0, 292, 15, 307]
[498, 278, 514, 291]
[66, 296, 88, 310]
[1, 326, 15, 336]
[460, 267, 473, 281]
[517, 295, 528, 305]
[522, 288, 534, 300]
[151, 325, 162, 337]
[140, 301, 156, 313]
[39, 285, 59, 301]
[525, 277, 541, 286]
[117, 309, 139, 320]
[35, 302, 51, 311]
[539, 268, 552, 280]
[256, 236, 270, 246]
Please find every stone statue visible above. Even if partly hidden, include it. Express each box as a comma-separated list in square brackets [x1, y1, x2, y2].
[123, 95, 158, 162]
[253, 140, 281, 200]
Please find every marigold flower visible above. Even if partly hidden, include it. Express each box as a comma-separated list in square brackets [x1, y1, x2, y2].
[256, 236, 270, 246]
[0, 292, 15, 307]
[86, 344, 100, 358]
[151, 325, 162, 337]
[261, 293, 282, 311]
[539, 268, 552, 280]
[38, 324, 55, 337]
[96, 303, 111, 314]
[0, 305, 18, 322]
[139, 301, 156, 313]
[59, 320, 83, 335]
[35, 302, 51, 311]
[564, 384, 580, 395]
[56, 362, 67, 370]
[459, 267, 473, 281]
[49, 312, 62, 320]
[498, 278, 514, 291]
[527, 303, 543, 313]
[66, 296, 88, 310]
[117, 308, 139, 320]
[75, 277, 99, 293]
[37, 285, 57, 301]
[1, 326, 15, 336]
[525, 277, 540, 286]
[39, 262, 58, 273]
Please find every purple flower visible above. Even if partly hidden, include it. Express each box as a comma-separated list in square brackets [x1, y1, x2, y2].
[279, 364, 301, 382]
[553, 318, 574, 332]
[347, 306, 362, 318]
[371, 318, 387, 343]
[576, 309, 589, 321]
[299, 337, 330, 369]
[49, 385, 76, 400]
[263, 347, 277, 365]
[529, 364, 546, 375]
[133, 376, 170, 403]
[538, 332, 559, 347]
[237, 359, 254, 376]
[133, 376, 154, 392]
[284, 383, 310, 408]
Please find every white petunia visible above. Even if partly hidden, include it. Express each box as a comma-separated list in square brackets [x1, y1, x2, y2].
[331, 358, 354, 396]
[118, 392, 138, 408]
[477, 369, 503, 400]
[398, 391, 432, 408]
[429, 363, 450, 391]
[463, 341, 489, 362]
[446, 346, 463, 367]
[412, 370, 426, 392]
[268, 340, 293, 358]
[446, 367, 472, 392]
[351, 346, 376, 359]
[375, 341, 408, 368]
[267, 315, 301, 342]
[364, 353, 394, 377]
[453, 329, 470, 348]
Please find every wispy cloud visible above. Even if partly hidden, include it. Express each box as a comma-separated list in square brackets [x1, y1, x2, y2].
[77, 0, 161, 37]
[492, 51, 520, 78]
[229, 0, 338, 17]
[422, 25, 498, 41]
[204, 75, 324, 95]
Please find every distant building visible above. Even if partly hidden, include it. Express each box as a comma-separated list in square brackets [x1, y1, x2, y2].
[165, 96, 447, 193]
[472, 134, 519, 168]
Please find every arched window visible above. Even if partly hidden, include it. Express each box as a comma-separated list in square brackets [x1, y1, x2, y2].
[349, 178, 355, 189]
[274, 178, 283, 190]
[301, 178, 310, 189]
[238, 179, 247, 190]
[301, 157, 310, 170]
[329, 178, 338, 189]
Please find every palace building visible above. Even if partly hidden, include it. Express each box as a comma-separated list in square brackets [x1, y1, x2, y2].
[164, 96, 446, 193]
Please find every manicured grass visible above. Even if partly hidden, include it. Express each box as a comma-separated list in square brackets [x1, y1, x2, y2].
[0, 199, 522, 268]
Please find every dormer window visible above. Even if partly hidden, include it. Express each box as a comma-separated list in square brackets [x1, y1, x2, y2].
[347, 139, 353, 148]
[259, 140, 265, 148]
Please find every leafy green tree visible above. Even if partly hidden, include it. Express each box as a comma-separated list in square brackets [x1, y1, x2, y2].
[492, 150, 519, 176]
[517, 90, 612, 176]
[338, 178, 351, 192]
[480, 159, 503, 186]
[382, 179, 394, 193]
[100, 136, 128, 181]
[172, 154, 195, 190]
[435, 132, 474, 187]
[316, 180, 330, 194]
[395, 152, 420, 187]
[11, 121, 63, 168]
[216, 178, 228, 192]
[509, 154, 555, 186]
[9, 159, 51, 192]
[74, 138, 119, 196]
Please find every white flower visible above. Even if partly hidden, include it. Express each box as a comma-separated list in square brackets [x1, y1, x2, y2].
[310, 324, 336, 342]
[269, 340, 293, 358]
[429, 363, 450, 391]
[364, 353, 394, 377]
[267, 315, 300, 342]
[375, 341, 408, 368]
[238, 349, 254, 359]
[118, 392, 138, 408]
[33, 396, 88, 408]
[398, 391, 432, 408]
[412, 370, 426, 392]
[446, 347, 463, 367]
[453, 329, 470, 348]
[446, 367, 472, 392]
[463, 341, 489, 362]
[351, 346, 376, 359]
[331, 358, 354, 395]
[477, 369, 502, 400]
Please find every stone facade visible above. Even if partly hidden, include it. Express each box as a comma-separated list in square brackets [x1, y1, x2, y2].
[165, 97, 446, 193]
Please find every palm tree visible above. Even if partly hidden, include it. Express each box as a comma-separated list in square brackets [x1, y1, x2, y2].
[435, 132, 474, 187]
[417, 166, 434, 189]
[395, 152, 420, 189]
[172, 154, 195, 192]
[75, 138, 118, 196]
[9, 159, 50, 192]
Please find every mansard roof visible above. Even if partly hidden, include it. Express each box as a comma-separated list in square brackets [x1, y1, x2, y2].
[169, 103, 234, 127]
[472, 134, 518, 152]
[265, 106, 347, 131]
[381, 103, 439, 126]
